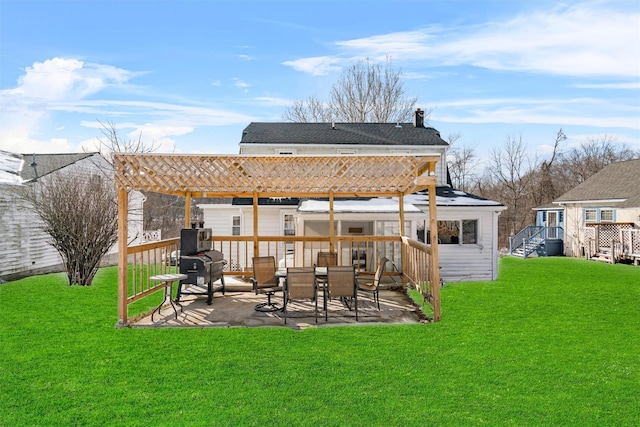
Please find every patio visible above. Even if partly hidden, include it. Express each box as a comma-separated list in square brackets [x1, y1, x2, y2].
[114, 153, 442, 326]
[133, 278, 427, 329]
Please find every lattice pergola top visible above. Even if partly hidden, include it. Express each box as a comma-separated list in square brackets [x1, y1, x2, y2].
[113, 153, 440, 198]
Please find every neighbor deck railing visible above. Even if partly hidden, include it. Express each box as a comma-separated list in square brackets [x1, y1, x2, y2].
[119, 235, 439, 324]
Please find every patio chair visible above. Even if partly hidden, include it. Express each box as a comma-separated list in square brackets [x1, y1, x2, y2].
[325, 265, 358, 321]
[356, 257, 388, 310]
[315, 251, 338, 289]
[317, 251, 338, 268]
[283, 267, 319, 324]
[250, 256, 283, 312]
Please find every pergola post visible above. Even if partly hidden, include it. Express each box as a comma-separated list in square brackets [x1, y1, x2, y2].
[329, 190, 335, 252]
[428, 182, 441, 321]
[253, 191, 259, 257]
[184, 191, 192, 228]
[398, 191, 406, 288]
[117, 188, 129, 326]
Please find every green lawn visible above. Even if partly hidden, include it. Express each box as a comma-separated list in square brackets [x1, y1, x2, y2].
[1, 257, 638, 426]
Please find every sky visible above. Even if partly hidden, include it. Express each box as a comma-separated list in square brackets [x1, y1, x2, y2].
[1, 0, 639, 165]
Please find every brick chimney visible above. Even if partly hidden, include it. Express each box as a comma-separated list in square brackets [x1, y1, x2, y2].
[413, 108, 425, 128]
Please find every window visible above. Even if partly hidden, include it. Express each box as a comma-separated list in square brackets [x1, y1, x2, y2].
[232, 215, 241, 236]
[584, 208, 614, 223]
[283, 214, 295, 236]
[600, 209, 614, 222]
[427, 219, 478, 245]
[462, 220, 478, 244]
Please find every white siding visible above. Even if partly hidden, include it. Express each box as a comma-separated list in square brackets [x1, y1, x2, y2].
[0, 190, 64, 280]
[240, 144, 448, 186]
[419, 206, 501, 282]
[201, 203, 297, 270]
[0, 156, 144, 281]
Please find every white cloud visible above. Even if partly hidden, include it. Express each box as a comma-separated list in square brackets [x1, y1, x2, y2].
[252, 96, 292, 107]
[0, 57, 257, 153]
[431, 96, 640, 130]
[282, 56, 345, 76]
[4, 57, 137, 101]
[233, 78, 250, 89]
[285, 4, 640, 78]
[573, 82, 640, 89]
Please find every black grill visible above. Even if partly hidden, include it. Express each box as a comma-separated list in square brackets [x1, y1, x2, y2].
[176, 227, 226, 305]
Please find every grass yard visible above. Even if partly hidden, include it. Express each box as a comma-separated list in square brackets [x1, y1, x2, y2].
[1, 257, 638, 426]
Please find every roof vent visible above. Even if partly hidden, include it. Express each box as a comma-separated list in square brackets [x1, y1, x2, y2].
[331, 121, 335, 130]
[395, 122, 402, 128]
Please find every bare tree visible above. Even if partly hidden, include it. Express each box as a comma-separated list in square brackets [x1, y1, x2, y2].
[282, 96, 334, 123]
[446, 133, 480, 192]
[94, 120, 160, 158]
[531, 128, 566, 206]
[555, 135, 638, 188]
[17, 170, 118, 286]
[480, 135, 536, 244]
[283, 57, 423, 123]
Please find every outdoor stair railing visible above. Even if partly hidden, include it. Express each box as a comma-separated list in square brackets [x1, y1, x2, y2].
[509, 226, 565, 258]
[510, 226, 544, 258]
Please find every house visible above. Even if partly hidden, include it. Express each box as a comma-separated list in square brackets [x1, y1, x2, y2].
[199, 111, 506, 282]
[0, 150, 144, 282]
[546, 158, 640, 263]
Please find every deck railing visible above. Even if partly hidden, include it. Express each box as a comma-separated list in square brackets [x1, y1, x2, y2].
[119, 235, 439, 324]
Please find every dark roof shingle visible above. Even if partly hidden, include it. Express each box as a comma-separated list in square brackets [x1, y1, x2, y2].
[19, 153, 97, 182]
[554, 159, 640, 208]
[240, 122, 448, 147]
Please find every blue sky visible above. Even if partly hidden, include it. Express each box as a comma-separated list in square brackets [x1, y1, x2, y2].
[1, 0, 638, 164]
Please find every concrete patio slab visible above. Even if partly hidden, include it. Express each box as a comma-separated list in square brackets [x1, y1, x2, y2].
[133, 282, 427, 329]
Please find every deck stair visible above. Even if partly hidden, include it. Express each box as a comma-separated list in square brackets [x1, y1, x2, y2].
[509, 226, 545, 258]
[590, 248, 613, 263]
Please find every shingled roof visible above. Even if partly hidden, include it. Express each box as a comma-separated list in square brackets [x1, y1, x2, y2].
[240, 122, 448, 147]
[19, 152, 97, 183]
[554, 158, 640, 208]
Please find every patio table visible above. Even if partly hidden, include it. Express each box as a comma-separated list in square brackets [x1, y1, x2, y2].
[150, 273, 188, 321]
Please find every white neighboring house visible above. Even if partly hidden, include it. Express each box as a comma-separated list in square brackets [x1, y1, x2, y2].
[0, 150, 144, 282]
[198, 112, 506, 282]
[550, 158, 640, 261]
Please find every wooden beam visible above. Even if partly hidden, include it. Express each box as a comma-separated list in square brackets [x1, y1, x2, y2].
[414, 175, 439, 186]
[117, 188, 129, 327]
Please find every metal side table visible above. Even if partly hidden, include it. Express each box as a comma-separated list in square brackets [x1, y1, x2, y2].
[150, 273, 188, 321]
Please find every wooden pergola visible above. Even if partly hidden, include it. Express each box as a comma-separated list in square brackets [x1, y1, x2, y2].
[113, 153, 441, 322]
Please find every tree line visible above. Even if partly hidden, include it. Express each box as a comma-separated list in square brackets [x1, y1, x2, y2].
[15, 58, 638, 285]
[448, 131, 639, 247]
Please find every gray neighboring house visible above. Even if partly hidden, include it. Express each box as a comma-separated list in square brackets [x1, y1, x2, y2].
[0, 151, 144, 282]
[200, 112, 507, 282]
